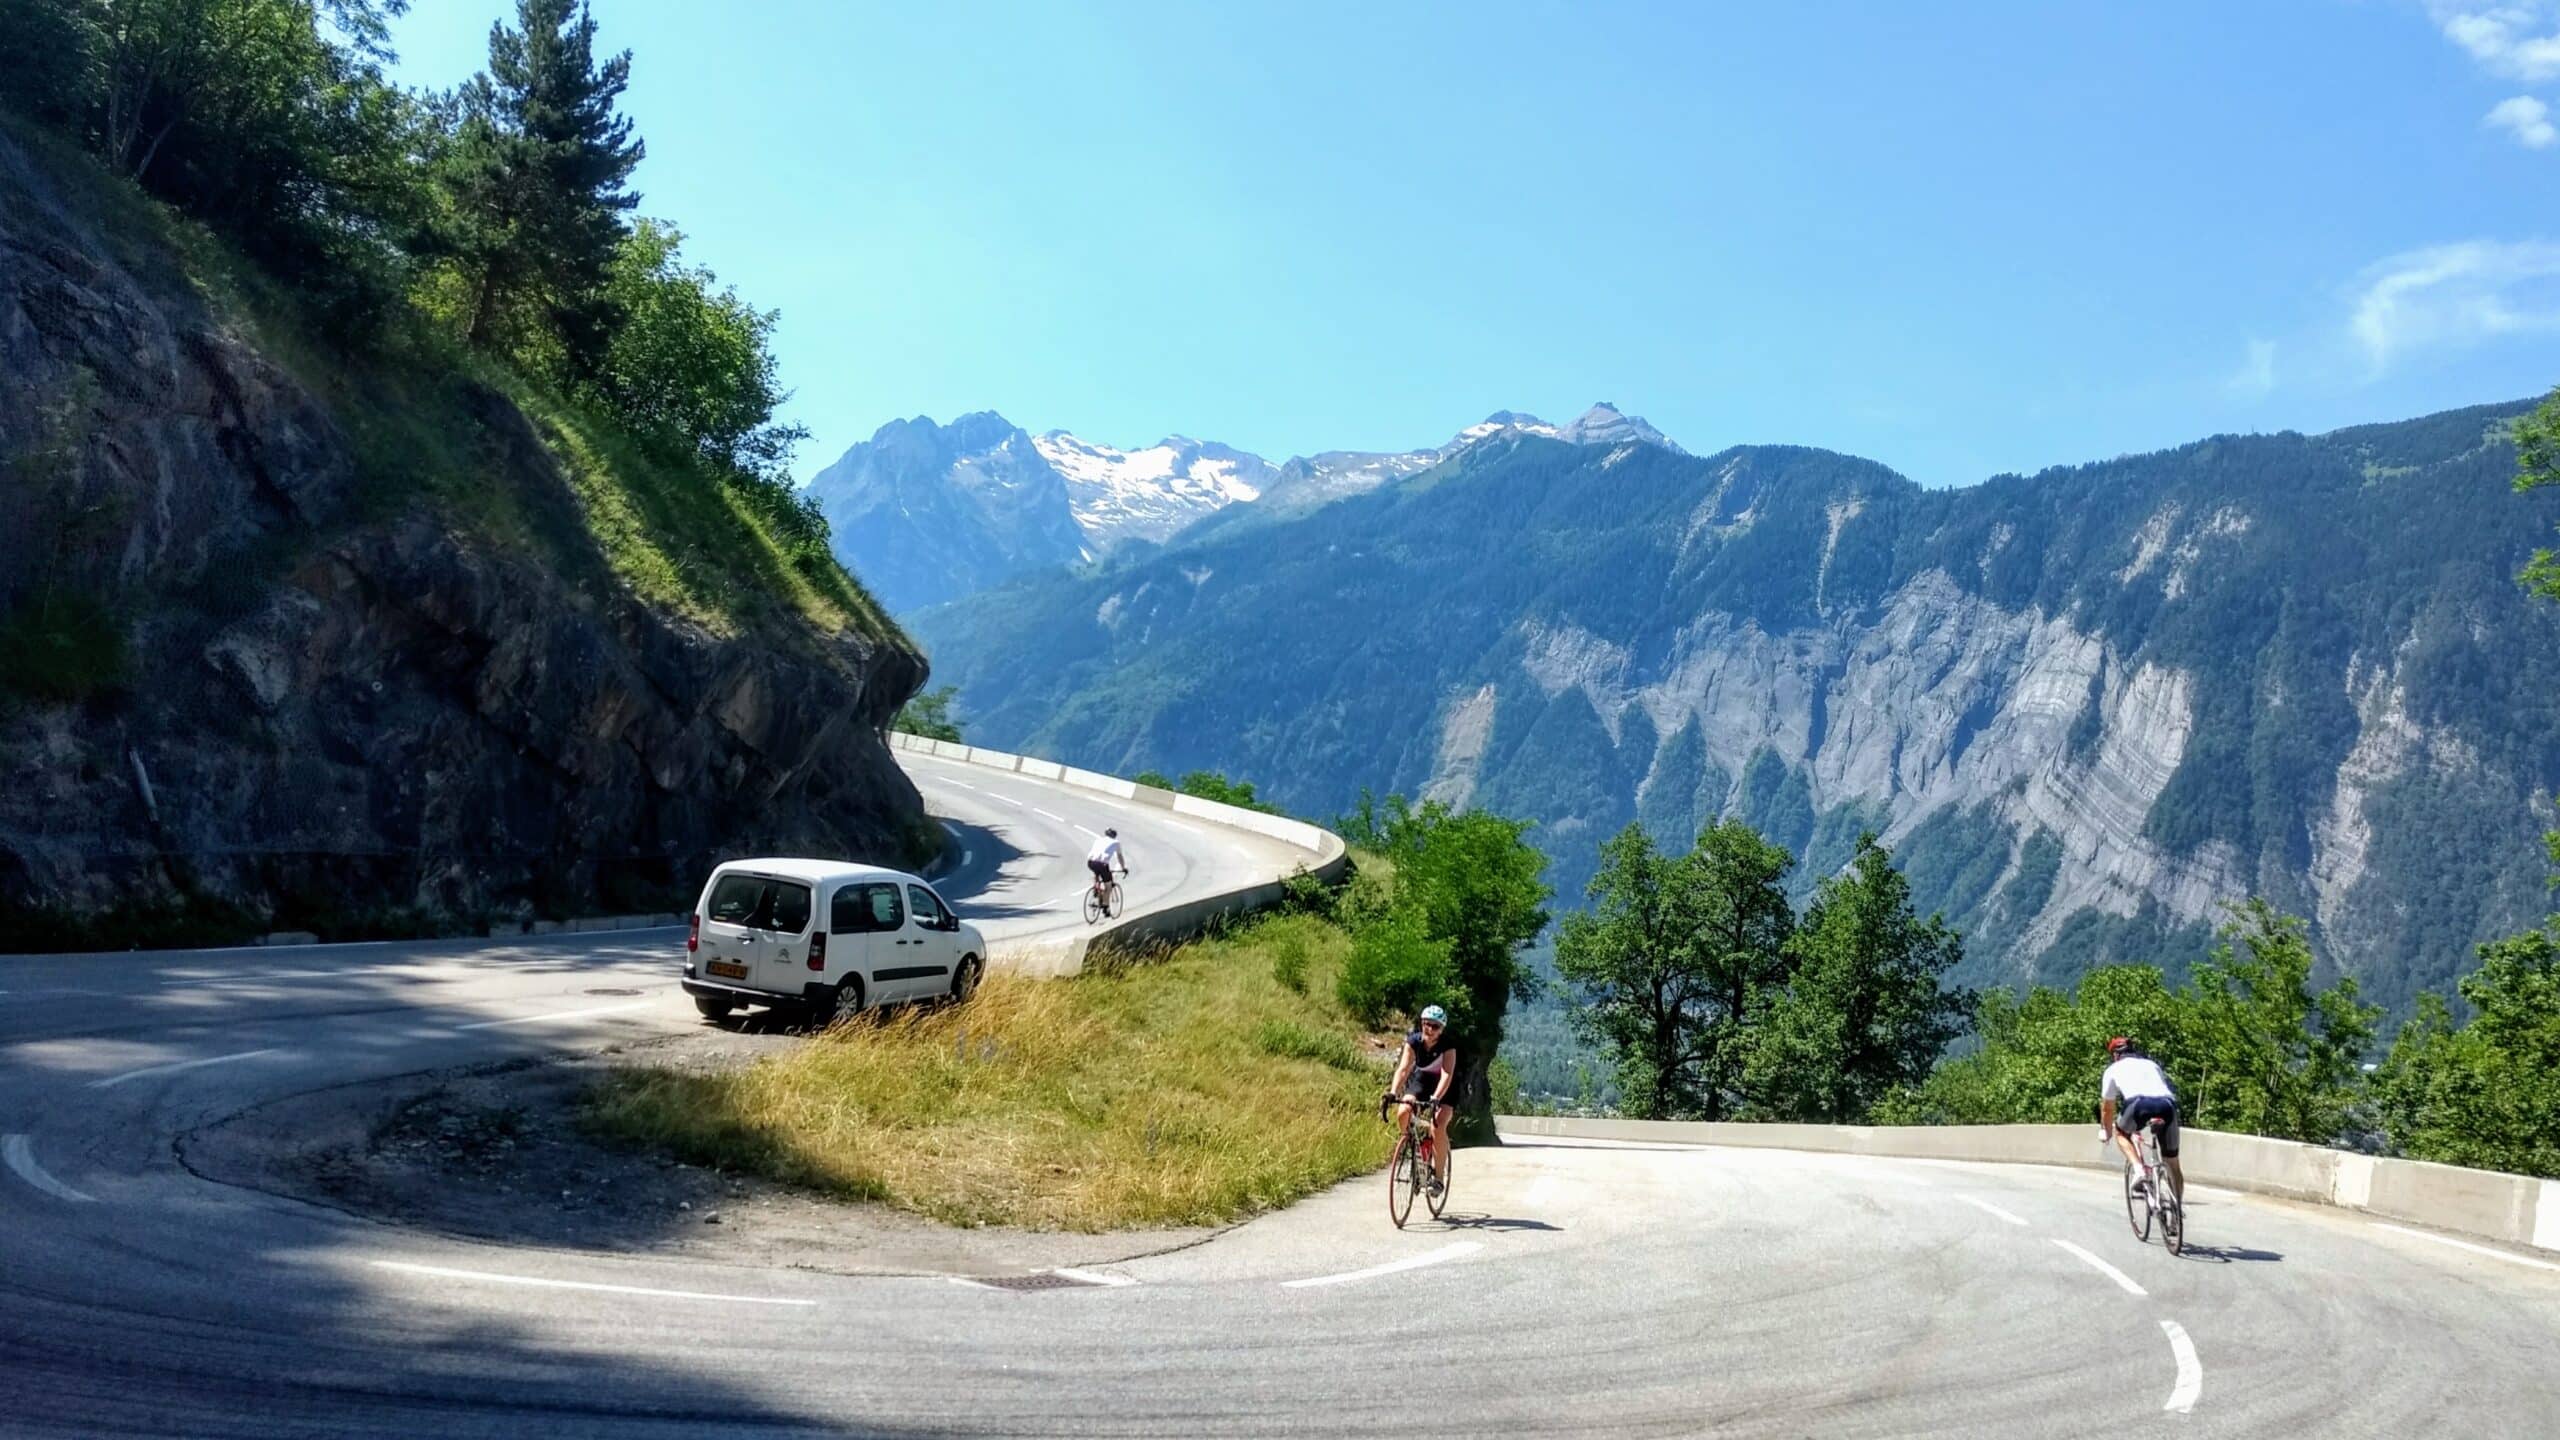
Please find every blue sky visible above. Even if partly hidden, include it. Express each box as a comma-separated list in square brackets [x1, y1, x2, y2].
[390, 2, 2560, 486]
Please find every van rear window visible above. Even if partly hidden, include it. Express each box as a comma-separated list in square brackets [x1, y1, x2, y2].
[707, 875, 764, 925]
[706, 875, 814, 933]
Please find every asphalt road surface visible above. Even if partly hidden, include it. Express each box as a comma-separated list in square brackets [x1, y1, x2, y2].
[3, 754, 2557, 1437]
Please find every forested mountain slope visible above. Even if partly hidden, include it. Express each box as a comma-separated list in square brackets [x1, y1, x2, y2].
[915, 404, 2560, 1009]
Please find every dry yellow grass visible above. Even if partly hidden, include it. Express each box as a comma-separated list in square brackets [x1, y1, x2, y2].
[587, 913, 1390, 1230]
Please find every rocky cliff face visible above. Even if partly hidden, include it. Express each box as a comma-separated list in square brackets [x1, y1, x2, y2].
[915, 415, 2560, 1010]
[0, 130, 928, 940]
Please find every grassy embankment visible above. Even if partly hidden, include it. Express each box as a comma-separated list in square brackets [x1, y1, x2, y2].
[586, 911, 1397, 1230]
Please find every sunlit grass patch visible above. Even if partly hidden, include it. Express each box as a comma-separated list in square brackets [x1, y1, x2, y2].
[586, 913, 1390, 1230]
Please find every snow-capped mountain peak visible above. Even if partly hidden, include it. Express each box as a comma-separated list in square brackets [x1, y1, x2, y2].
[1030, 431, 1274, 550]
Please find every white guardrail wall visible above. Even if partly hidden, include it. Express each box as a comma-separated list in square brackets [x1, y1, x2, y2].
[887, 732, 1350, 977]
[1498, 1114, 2560, 1261]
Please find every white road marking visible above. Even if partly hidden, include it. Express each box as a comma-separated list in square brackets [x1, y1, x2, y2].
[2051, 1238, 2149, 1297]
[2159, 1319, 2202, 1413]
[1034, 808, 1066, 822]
[949, 782, 977, 792]
[1282, 1241, 1483, 1289]
[1075, 825, 1102, 840]
[1954, 1195, 2029, 1226]
[1048, 1267, 1138, 1287]
[88, 1047, 284, 1090]
[3, 1135, 95, 1203]
[452, 1000, 658, 1032]
[371, 1260, 816, 1307]
[945, 1276, 1000, 1291]
[2371, 1222, 2560, 1273]
[991, 796, 1023, 808]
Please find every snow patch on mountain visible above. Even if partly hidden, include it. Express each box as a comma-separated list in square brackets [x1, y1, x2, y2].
[1031, 431, 1275, 550]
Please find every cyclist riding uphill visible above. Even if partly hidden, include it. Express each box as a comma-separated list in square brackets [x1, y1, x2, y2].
[2098, 1036, 2184, 1203]
[1086, 828, 1127, 896]
[1386, 1004, 1457, 1193]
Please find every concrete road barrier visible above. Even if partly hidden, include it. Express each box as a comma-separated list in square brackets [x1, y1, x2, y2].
[1498, 1113, 2560, 1258]
[889, 731, 1349, 975]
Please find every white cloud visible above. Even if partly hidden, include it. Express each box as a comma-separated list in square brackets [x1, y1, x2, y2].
[2350, 239, 2560, 371]
[2486, 93, 2560, 145]
[2432, 3, 2560, 81]
[2225, 339, 2278, 399]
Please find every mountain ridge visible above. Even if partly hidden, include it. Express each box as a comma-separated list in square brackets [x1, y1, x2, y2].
[909, 397, 2560, 1012]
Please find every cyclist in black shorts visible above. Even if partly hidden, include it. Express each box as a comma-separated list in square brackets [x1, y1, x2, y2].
[1385, 1004, 1456, 1194]
[2097, 1035, 2184, 1203]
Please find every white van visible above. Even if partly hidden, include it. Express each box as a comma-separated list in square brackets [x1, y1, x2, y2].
[679, 858, 987, 1022]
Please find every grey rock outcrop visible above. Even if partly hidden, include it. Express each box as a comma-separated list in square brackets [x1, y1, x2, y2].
[0, 130, 927, 938]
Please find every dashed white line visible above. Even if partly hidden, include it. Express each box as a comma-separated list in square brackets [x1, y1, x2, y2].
[1048, 1267, 1139, 1288]
[1075, 825, 1103, 840]
[2050, 1238, 2148, 1297]
[1954, 1195, 2029, 1227]
[991, 796, 1024, 808]
[2159, 1319, 2202, 1413]
[2371, 1222, 2560, 1273]
[370, 1260, 817, 1307]
[3, 1134, 95, 1203]
[1034, 808, 1067, 822]
[1282, 1241, 1482, 1289]
[88, 1047, 284, 1090]
[452, 1000, 658, 1032]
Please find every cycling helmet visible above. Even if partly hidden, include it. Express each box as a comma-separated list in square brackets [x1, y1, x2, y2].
[1104, 827, 1118, 837]
[2105, 1036, 2134, 1058]
[1419, 1005, 1448, 1026]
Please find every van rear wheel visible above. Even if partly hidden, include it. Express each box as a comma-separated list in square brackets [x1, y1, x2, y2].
[814, 975, 864, 1027]
[693, 995, 734, 1021]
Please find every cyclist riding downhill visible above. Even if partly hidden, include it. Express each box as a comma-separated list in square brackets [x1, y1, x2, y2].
[2097, 1035, 2184, 1206]
[1086, 827, 1127, 902]
[1385, 1004, 1457, 1194]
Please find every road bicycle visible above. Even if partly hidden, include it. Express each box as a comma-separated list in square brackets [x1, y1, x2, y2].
[1380, 1093, 1452, 1228]
[2124, 1115, 2185, 1256]
[1081, 873, 1123, 924]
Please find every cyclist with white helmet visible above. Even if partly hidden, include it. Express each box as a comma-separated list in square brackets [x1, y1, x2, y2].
[1385, 1004, 1457, 1194]
[1085, 827, 1127, 906]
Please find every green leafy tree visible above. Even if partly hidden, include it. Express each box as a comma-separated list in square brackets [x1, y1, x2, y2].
[1879, 965, 2187, 1125]
[1556, 820, 1794, 1119]
[1335, 905, 1457, 1029]
[2375, 917, 2560, 1177]
[2175, 899, 2379, 1142]
[1343, 794, 1551, 1140]
[2514, 387, 2560, 604]
[1744, 834, 1971, 1123]
[895, 685, 962, 742]
[442, 0, 643, 370]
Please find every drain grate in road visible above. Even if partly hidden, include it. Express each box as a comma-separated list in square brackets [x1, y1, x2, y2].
[584, 987, 644, 997]
[971, 1272, 1102, 1292]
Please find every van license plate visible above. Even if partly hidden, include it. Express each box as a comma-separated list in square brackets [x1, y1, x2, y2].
[707, 960, 749, 980]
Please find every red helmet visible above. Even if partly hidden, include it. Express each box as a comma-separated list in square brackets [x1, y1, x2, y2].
[2104, 1036, 2133, 1058]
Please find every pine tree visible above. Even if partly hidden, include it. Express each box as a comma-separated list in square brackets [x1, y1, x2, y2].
[444, 0, 643, 372]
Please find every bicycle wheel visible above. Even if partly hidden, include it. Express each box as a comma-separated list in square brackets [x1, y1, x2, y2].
[1425, 1128, 1451, 1219]
[1106, 881, 1124, 918]
[2124, 1164, 2152, 1242]
[1082, 887, 1104, 925]
[2160, 1188, 2185, 1256]
[1387, 1130, 1418, 1229]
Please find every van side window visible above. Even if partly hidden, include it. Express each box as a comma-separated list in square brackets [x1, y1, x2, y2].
[707, 875, 765, 925]
[907, 885, 949, 930]
[831, 882, 903, 934]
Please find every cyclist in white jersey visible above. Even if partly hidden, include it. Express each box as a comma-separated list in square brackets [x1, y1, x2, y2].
[2098, 1036, 2184, 1203]
[1085, 828, 1127, 901]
